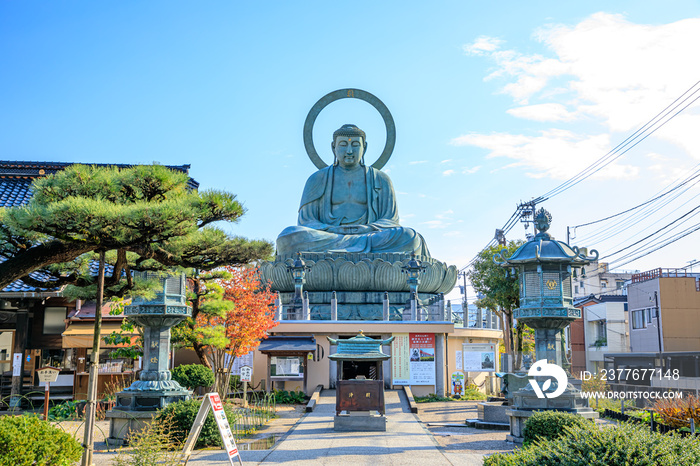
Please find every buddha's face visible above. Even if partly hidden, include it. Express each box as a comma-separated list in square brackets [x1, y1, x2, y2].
[333, 136, 364, 169]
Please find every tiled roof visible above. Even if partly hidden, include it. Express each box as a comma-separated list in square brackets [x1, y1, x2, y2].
[1, 160, 197, 294]
[0, 177, 33, 207]
[0, 257, 62, 293]
[0, 161, 199, 202]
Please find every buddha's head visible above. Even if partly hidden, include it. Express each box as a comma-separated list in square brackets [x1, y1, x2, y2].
[332, 124, 367, 168]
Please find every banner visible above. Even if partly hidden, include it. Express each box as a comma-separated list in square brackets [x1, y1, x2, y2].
[391, 333, 410, 385]
[409, 333, 435, 385]
[462, 343, 497, 372]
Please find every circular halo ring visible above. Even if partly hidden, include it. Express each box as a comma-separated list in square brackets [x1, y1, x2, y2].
[303, 88, 396, 170]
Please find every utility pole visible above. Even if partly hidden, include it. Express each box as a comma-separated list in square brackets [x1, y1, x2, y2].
[653, 291, 663, 369]
[459, 271, 468, 326]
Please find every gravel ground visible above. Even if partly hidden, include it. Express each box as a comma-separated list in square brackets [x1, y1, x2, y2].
[417, 400, 517, 457]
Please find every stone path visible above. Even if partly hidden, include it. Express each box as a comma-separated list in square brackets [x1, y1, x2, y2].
[93, 390, 505, 465]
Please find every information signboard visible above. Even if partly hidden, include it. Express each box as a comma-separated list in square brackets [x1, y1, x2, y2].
[462, 343, 497, 372]
[391, 333, 436, 385]
[240, 365, 252, 383]
[36, 366, 60, 383]
[12, 353, 21, 377]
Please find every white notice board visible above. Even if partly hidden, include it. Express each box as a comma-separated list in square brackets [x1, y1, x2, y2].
[462, 343, 497, 372]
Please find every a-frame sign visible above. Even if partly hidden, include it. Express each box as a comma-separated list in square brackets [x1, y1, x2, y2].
[181, 392, 243, 466]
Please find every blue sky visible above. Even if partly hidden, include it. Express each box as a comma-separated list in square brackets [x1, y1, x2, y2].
[2, 2, 700, 302]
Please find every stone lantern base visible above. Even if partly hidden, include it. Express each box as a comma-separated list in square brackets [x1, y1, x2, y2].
[505, 384, 598, 444]
[106, 386, 191, 445]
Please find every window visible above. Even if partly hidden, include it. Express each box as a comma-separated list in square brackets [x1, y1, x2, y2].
[575, 286, 579, 294]
[43, 307, 67, 335]
[601, 280, 608, 289]
[597, 320, 607, 342]
[647, 307, 654, 323]
[0, 331, 14, 374]
[632, 309, 646, 329]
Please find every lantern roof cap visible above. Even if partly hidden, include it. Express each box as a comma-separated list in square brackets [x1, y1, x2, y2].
[494, 208, 598, 266]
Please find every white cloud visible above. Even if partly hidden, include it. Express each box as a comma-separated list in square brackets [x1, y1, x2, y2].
[456, 13, 700, 179]
[440, 159, 453, 164]
[461, 166, 481, 175]
[409, 160, 428, 165]
[463, 36, 503, 56]
[507, 103, 577, 122]
[469, 14, 700, 130]
[453, 129, 638, 180]
[442, 169, 455, 176]
[422, 220, 450, 229]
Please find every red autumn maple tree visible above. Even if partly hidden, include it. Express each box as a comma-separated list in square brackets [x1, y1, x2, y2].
[194, 266, 278, 397]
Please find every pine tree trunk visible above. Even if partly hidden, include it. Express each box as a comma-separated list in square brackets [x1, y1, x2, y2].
[193, 341, 212, 369]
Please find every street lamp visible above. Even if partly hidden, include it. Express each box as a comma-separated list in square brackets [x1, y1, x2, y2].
[401, 253, 427, 296]
[287, 252, 310, 318]
[494, 208, 598, 368]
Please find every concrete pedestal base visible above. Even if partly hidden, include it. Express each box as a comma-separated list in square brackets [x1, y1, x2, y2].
[334, 411, 387, 432]
[105, 410, 157, 446]
[505, 407, 598, 444]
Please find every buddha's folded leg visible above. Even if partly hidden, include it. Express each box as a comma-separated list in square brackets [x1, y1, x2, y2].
[276, 225, 430, 256]
[368, 227, 431, 256]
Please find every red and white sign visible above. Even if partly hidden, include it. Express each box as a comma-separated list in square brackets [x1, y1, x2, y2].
[209, 393, 240, 464]
[409, 333, 436, 385]
[181, 392, 242, 466]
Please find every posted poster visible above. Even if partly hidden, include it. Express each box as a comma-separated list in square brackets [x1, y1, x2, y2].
[391, 333, 410, 385]
[455, 350, 463, 371]
[409, 333, 435, 385]
[462, 343, 497, 372]
[230, 351, 254, 376]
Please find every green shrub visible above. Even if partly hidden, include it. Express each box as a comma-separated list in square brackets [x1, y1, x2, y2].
[484, 422, 700, 466]
[171, 364, 215, 390]
[156, 398, 238, 448]
[460, 384, 487, 401]
[414, 393, 452, 403]
[272, 389, 307, 404]
[0, 415, 82, 466]
[522, 410, 593, 446]
[48, 400, 81, 421]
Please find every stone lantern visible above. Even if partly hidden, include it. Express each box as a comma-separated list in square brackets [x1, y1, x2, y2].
[107, 272, 192, 445]
[401, 253, 427, 296]
[286, 252, 311, 319]
[494, 208, 598, 443]
[494, 208, 596, 367]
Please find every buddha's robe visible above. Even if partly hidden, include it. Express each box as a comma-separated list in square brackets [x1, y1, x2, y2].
[276, 165, 430, 257]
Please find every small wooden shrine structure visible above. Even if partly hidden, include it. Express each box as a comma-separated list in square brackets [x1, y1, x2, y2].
[327, 331, 394, 431]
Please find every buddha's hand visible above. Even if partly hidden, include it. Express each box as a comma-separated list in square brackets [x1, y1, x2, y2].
[327, 225, 373, 235]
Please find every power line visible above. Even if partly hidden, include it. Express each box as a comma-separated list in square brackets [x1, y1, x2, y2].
[463, 79, 700, 273]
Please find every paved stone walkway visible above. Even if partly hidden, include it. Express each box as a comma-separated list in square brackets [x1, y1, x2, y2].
[94, 390, 488, 465]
